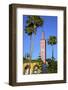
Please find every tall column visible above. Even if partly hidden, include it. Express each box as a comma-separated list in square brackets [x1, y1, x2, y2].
[40, 32, 46, 64]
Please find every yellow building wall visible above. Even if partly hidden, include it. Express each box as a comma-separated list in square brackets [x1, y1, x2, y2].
[23, 62, 41, 74]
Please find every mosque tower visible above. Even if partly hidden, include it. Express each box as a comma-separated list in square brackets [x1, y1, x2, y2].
[40, 31, 46, 64]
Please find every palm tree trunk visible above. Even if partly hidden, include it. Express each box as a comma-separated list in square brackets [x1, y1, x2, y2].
[31, 34, 36, 55]
[30, 31, 36, 74]
[29, 35, 32, 74]
[52, 45, 54, 60]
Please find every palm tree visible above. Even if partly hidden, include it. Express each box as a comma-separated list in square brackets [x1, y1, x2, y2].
[48, 36, 57, 60]
[25, 15, 43, 74]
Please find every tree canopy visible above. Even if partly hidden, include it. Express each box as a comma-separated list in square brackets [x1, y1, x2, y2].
[48, 36, 57, 46]
[25, 16, 43, 35]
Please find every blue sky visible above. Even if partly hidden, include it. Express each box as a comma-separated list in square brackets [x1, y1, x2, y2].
[23, 15, 57, 60]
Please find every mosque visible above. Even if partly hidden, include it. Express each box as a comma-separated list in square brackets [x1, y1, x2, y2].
[23, 31, 47, 75]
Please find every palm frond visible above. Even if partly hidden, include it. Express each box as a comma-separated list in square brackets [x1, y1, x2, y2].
[48, 36, 57, 45]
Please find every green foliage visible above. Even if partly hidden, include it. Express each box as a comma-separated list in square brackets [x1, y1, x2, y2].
[25, 15, 43, 35]
[48, 36, 57, 60]
[25, 25, 34, 35]
[23, 58, 57, 74]
[47, 60, 57, 73]
[48, 36, 57, 46]
[26, 16, 43, 27]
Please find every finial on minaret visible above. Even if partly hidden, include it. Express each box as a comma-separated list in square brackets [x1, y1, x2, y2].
[42, 31, 45, 40]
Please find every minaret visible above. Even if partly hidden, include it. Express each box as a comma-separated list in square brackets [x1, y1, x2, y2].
[40, 31, 46, 64]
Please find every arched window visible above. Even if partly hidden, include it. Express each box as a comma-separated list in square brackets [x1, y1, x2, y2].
[33, 64, 39, 74]
[24, 64, 30, 75]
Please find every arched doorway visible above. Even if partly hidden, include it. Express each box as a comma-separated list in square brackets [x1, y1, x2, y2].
[24, 64, 30, 75]
[33, 64, 39, 74]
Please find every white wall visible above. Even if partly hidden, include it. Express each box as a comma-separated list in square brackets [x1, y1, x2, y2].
[0, 0, 68, 90]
